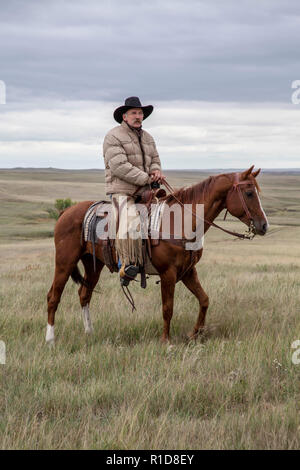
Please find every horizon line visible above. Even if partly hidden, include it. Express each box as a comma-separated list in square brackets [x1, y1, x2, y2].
[1, 167, 300, 172]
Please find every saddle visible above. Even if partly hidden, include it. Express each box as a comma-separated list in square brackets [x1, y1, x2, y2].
[82, 188, 167, 283]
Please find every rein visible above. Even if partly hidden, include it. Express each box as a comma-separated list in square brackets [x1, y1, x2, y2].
[163, 175, 256, 241]
[100, 174, 256, 311]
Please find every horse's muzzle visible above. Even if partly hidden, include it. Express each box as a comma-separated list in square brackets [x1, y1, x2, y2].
[253, 218, 269, 236]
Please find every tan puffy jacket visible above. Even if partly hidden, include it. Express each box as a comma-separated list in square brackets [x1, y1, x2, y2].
[103, 121, 161, 195]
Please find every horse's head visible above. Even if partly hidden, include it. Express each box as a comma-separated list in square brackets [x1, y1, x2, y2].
[225, 165, 269, 236]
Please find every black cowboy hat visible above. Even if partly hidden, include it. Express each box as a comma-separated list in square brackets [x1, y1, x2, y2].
[113, 96, 153, 124]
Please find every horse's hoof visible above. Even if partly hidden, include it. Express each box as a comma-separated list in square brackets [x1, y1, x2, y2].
[187, 331, 199, 341]
[85, 327, 93, 335]
[161, 336, 170, 345]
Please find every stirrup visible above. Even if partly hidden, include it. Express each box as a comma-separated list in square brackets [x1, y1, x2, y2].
[119, 264, 139, 286]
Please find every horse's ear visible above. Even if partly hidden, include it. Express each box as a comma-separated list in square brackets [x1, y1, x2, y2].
[241, 165, 255, 180]
[252, 168, 261, 178]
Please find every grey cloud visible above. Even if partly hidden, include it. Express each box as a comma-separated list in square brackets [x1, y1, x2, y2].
[1, 100, 300, 169]
[1, 0, 300, 103]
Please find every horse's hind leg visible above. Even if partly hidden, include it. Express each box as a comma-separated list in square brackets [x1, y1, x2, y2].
[78, 254, 104, 335]
[46, 262, 77, 344]
[181, 267, 209, 339]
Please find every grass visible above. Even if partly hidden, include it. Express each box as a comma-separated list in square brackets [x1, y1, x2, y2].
[0, 169, 300, 449]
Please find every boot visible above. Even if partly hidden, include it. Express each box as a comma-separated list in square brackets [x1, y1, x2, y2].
[119, 264, 139, 286]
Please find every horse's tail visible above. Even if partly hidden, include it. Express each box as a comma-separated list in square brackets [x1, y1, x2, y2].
[71, 265, 89, 288]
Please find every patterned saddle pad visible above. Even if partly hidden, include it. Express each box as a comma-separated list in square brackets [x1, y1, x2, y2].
[83, 200, 166, 243]
[82, 200, 167, 275]
[83, 200, 110, 243]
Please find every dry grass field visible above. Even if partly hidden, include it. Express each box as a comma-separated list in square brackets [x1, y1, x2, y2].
[0, 168, 300, 449]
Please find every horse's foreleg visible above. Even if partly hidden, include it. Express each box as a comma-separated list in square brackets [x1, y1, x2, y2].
[181, 267, 209, 339]
[160, 270, 176, 343]
[78, 255, 104, 334]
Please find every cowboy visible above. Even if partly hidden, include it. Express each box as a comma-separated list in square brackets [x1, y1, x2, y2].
[103, 96, 165, 285]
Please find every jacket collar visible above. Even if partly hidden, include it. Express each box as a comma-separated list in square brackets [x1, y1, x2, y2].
[121, 120, 143, 140]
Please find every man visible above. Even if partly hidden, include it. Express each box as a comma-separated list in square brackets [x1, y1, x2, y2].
[103, 96, 165, 285]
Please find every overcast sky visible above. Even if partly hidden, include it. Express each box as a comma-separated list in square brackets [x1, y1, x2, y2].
[0, 0, 300, 169]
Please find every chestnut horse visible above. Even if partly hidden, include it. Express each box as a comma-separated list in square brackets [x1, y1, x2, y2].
[46, 166, 268, 345]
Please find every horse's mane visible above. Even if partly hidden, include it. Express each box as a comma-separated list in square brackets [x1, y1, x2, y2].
[162, 172, 260, 205]
[162, 176, 216, 204]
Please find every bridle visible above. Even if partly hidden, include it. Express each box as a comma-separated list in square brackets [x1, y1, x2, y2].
[121, 173, 257, 310]
[226, 173, 254, 219]
[163, 173, 257, 241]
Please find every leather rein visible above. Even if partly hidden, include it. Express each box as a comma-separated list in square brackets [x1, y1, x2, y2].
[163, 174, 256, 241]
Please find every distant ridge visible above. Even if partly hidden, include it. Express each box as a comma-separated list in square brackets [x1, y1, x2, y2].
[1, 167, 300, 174]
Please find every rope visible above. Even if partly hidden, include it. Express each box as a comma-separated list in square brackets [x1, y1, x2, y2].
[121, 284, 136, 312]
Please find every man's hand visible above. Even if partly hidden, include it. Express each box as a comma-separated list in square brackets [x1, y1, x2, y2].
[150, 170, 166, 183]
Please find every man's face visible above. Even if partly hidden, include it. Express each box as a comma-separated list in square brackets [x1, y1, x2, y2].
[123, 108, 144, 128]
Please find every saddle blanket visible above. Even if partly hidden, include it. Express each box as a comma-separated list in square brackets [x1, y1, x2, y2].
[82, 200, 167, 275]
[83, 200, 166, 243]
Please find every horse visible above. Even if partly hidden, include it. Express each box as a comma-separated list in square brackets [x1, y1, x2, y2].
[46, 165, 268, 345]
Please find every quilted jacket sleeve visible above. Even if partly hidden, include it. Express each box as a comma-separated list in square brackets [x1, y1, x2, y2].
[149, 140, 161, 173]
[104, 134, 151, 186]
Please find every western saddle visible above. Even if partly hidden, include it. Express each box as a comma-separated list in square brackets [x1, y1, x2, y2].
[82, 186, 167, 287]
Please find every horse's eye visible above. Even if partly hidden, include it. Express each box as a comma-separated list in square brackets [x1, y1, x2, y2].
[245, 191, 253, 198]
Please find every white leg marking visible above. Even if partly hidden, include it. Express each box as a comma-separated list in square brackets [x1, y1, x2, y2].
[82, 304, 93, 334]
[46, 323, 55, 345]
